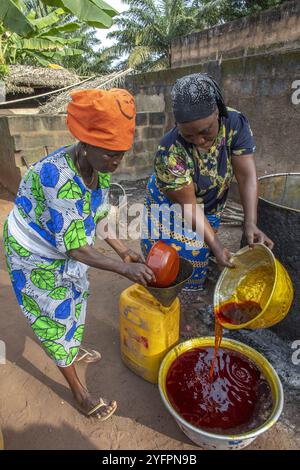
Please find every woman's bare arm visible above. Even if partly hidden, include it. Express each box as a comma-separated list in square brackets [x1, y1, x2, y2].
[68, 245, 154, 286]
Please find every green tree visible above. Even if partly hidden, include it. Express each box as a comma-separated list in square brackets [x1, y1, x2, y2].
[103, 0, 287, 72]
[60, 25, 114, 75]
[23, 1, 112, 75]
[192, 0, 286, 26]
[102, 0, 203, 72]
[0, 5, 83, 70]
[0, 0, 118, 36]
[0, 0, 117, 76]
[24, 0, 53, 17]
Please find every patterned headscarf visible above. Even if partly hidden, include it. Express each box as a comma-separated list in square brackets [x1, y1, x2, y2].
[171, 73, 228, 123]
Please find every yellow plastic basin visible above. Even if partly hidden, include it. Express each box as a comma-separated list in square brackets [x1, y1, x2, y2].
[214, 244, 294, 329]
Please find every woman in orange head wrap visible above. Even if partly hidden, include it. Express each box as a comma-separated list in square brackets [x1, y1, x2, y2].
[3, 89, 155, 421]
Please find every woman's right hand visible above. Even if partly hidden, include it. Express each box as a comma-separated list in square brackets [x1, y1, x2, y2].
[213, 247, 235, 270]
[123, 263, 156, 286]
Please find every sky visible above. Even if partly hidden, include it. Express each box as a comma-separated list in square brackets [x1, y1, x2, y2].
[95, 0, 129, 49]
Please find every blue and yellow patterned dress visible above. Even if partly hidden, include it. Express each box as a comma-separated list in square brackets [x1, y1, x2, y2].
[3, 147, 111, 367]
[141, 108, 256, 291]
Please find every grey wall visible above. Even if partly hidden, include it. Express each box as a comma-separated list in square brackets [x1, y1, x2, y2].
[125, 49, 300, 181]
[171, 0, 300, 68]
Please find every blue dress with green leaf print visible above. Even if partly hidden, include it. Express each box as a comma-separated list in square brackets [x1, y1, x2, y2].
[3, 147, 111, 367]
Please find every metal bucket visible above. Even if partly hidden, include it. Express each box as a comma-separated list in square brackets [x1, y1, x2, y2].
[257, 173, 300, 341]
[214, 244, 294, 330]
[158, 337, 284, 450]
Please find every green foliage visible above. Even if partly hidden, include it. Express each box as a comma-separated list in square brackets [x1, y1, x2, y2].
[0, 0, 118, 69]
[103, 0, 286, 72]
[192, 0, 286, 26]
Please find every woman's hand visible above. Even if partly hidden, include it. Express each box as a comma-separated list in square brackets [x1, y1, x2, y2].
[120, 248, 144, 264]
[213, 247, 235, 270]
[244, 222, 274, 249]
[123, 263, 155, 287]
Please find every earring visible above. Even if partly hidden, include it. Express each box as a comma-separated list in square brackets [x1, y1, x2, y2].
[80, 144, 87, 158]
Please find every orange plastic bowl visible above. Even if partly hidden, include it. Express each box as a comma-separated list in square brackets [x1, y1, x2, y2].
[146, 241, 180, 287]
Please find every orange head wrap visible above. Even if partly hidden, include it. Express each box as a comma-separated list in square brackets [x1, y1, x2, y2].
[66, 88, 136, 152]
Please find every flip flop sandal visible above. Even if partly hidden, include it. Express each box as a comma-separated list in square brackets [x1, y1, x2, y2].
[87, 398, 117, 421]
[75, 347, 102, 364]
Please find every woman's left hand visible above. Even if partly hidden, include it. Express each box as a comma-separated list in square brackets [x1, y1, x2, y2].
[120, 249, 144, 264]
[244, 222, 274, 249]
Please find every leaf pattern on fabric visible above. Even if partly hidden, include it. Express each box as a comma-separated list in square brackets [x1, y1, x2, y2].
[15, 196, 32, 214]
[22, 293, 41, 316]
[5, 149, 114, 368]
[65, 346, 79, 366]
[43, 340, 68, 361]
[75, 302, 82, 320]
[73, 175, 86, 195]
[34, 201, 46, 226]
[4, 255, 13, 281]
[99, 173, 110, 189]
[28, 222, 56, 247]
[30, 269, 56, 290]
[12, 270, 26, 290]
[65, 153, 80, 176]
[46, 208, 64, 233]
[83, 191, 91, 214]
[91, 189, 102, 213]
[154, 108, 256, 213]
[13, 286, 23, 305]
[3, 221, 12, 256]
[40, 163, 60, 188]
[24, 169, 33, 183]
[37, 259, 64, 270]
[72, 285, 81, 300]
[32, 316, 66, 340]
[55, 298, 72, 320]
[8, 236, 31, 257]
[94, 207, 109, 224]
[232, 148, 246, 156]
[48, 287, 67, 300]
[75, 199, 84, 216]
[84, 215, 95, 236]
[3, 219, 8, 240]
[57, 180, 83, 199]
[31, 172, 45, 203]
[65, 321, 77, 342]
[18, 208, 29, 220]
[73, 325, 84, 343]
[64, 220, 87, 251]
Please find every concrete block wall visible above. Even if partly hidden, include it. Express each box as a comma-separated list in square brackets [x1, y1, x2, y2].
[115, 111, 166, 181]
[0, 115, 75, 194]
[171, 0, 300, 68]
[125, 49, 300, 181]
[0, 111, 165, 193]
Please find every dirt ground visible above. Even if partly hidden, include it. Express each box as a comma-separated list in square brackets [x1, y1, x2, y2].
[0, 183, 299, 450]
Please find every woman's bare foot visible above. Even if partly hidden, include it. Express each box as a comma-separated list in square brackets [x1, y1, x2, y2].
[75, 391, 117, 420]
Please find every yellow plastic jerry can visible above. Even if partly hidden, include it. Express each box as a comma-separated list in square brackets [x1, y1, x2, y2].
[119, 284, 180, 384]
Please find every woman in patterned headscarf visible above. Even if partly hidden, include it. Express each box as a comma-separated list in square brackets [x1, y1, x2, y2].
[3, 89, 155, 421]
[141, 73, 273, 300]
